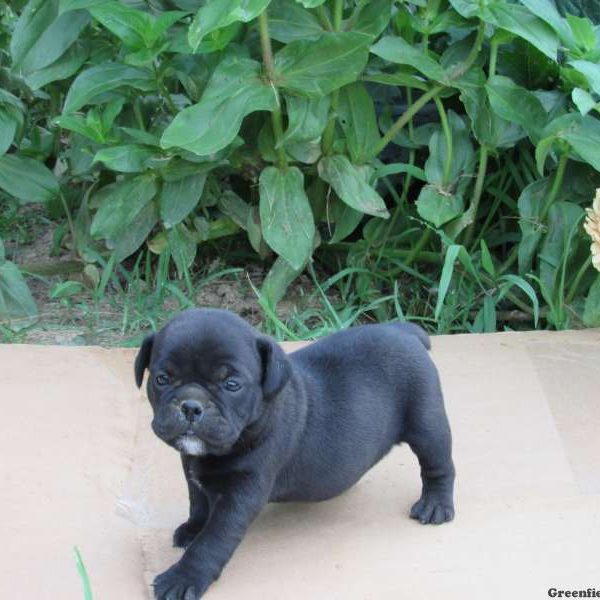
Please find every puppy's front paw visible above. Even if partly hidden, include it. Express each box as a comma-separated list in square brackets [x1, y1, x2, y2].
[410, 494, 454, 525]
[153, 562, 208, 600]
[173, 520, 203, 549]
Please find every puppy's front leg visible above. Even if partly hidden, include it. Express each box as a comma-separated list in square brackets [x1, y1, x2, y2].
[153, 478, 269, 600]
[173, 455, 211, 549]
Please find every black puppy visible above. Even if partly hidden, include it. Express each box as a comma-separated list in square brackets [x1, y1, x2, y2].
[135, 308, 455, 599]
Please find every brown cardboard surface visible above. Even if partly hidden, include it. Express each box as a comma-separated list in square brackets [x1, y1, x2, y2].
[1, 330, 599, 599]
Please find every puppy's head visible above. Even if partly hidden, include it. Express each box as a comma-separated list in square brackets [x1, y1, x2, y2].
[134, 309, 290, 457]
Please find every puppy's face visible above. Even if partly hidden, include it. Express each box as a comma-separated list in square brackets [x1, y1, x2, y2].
[134, 309, 290, 456]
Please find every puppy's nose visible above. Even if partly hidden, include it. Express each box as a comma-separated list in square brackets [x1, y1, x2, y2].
[180, 399, 204, 422]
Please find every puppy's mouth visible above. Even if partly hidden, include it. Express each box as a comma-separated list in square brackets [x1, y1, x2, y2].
[174, 433, 206, 456]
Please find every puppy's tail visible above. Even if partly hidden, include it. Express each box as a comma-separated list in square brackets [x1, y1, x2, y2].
[389, 321, 431, 351]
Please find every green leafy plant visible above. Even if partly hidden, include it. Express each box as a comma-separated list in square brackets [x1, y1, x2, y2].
[1, 0, 600, 333]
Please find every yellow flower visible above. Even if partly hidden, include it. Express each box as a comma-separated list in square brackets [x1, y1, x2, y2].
[584, 188, 600, 271]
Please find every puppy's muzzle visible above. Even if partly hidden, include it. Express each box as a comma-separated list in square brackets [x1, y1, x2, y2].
[181, 399, 204, 424]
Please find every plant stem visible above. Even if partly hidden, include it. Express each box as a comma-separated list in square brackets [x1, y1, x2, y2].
[500, 152, 568, 274]
[488, 37, 499, 78]
[317, 5, 333, 30]
[258, 11, 287, 168]
[433, 95, 453, 185]
[541, 152, 568, 220]
[566, 256, 592, 304]
[59, 191, 77, 256]
[367, 84, 443, 160]
[153, 63, 177, 115]
[332, 0, 343, 29]
[321, 0, 344, 156]
[451, 19, 486, 79]
[405, 228, 432, 267]
[322, 92, 339, 156]
[463, 145, 489, 247]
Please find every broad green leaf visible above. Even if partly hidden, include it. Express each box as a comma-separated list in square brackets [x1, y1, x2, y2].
[161, 57, 276, 156]
[63, 63, 155, 113]
[569, 60, 600, 96]
[0, 261, 38, 330]
[167, 223, 197, 278]
[49, 280, 84, 299]
[93, 144, 156, 172]
[112, 201, 159, 261]
[296, 0, 326, 6]
[259, 166, 315, 270]
[59, 0, 108, 12]
[480, 239, 496, 278]
[539, 201, 584, 299]
[416, 185, 464, 228]
[535, 113, 580, 173]
[556, 0, 600, 24]
[485, 75, 547, 141]
[246, 207, 268, 256]
[572, 87, 597, 114]
[0, 108, 21, 156]
[189, 0, 271, 49]
[281, 95, 330, 145]
[424, 111, 474, 187]
[363, 72, 428, 91]
[160, 173, 207, 228]
[218, 190, 251, 229]
[286, 139, 322, 164]
[479, 295, 497, 333]
[329, 197, 363, 243]
[435, 244, 462, 320]
[370, 36, 447, 83]
[338, 82, 381, 164]
[583, 273, 600, 327]
[55, 114, 102, 143]
[24, 41, 89, 90]
[563, 114, 600, 171]
[518, 0, 575, 47]
[458, 72, 525, 148]
[261, 255, 304, 306]
[90, 3, 184, 49]
[318, 155, 389, 218]
[0, 90, 24, 112]
[90, 2, 153, 47]
[351, 0, 393, 38]
[566, 14, 596, 50]
[18, 9, 90, 75]
[498, 274, 540, 326]
[486, 3, 558, 60]
[195, 216, 240, 241]
[269, 0, 324, 42]
[274, 32, 371, 97]
[11, 0, 57, 68]
[91, 175, 157, 241]
[0, 154, 60, 203]
[372, 162, 427, 182]
[448, 0, 479, 18]
[517, 178, 549, 274]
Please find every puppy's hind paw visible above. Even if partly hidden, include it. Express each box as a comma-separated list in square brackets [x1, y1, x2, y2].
[410, 495, 454, 525]
[173, 521, 203, 549]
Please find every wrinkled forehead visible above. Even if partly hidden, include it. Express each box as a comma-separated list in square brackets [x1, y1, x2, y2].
[153, 318, 259, 380]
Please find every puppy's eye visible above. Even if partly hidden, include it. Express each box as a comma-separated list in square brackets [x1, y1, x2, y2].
[224, 378, 241, 392]
[155, 374, 170, 386]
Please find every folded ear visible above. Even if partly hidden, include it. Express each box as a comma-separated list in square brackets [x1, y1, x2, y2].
[256, 336, 291, 399]
[134, 333, 155, 388]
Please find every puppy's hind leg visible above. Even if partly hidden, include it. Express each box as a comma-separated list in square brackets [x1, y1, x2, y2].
[404, 378, 455, 525]
[173, 454, 211, 549]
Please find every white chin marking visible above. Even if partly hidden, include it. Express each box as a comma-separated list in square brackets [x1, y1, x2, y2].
[176, 435, 206, 456]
